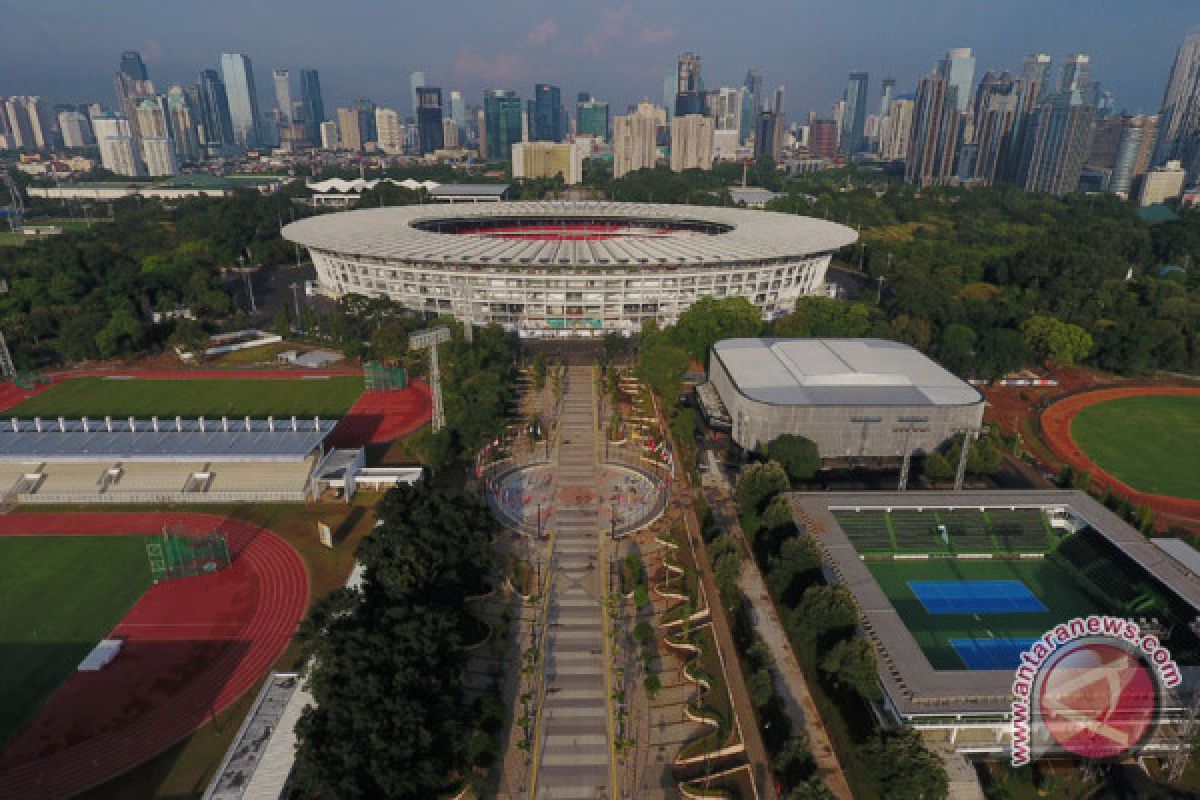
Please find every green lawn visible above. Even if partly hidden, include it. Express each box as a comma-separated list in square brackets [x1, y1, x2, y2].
[1070, 395, 1200, 500]
[8, 375, 364, 418]
[0, 535, 152, 746]
[866, 557, 1101, 670]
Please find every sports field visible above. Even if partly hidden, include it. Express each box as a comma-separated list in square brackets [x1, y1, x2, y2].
[0, 535, 151, 747]
[6, 375, 364, 418]
[1069, 395, 1200, 500]
[867, 557, 1099, 670]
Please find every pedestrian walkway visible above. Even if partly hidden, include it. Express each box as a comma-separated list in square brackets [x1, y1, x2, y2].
[534, 366, 613, 800]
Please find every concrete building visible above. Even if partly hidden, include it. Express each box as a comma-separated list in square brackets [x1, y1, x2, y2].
[441, 117, 460, 149]
[375, 107, 404, 154]
[713, 128, 743, 160]
[842, 71, 869, 155]
[57, 110, 92, 148]
[219, 52, 263, 149]
[319, 119, 339, 150]
[706, 338, 983, 461]
[1017, 90, 1095, 195]
[511, 140, 582, 184]
[878, 96, 914, 161]
[135, 98, 177, 176]
[1154, 34, 1200, 180]
[612, 100, 661, 178]
[336, 107, 361, 151]
[416, 87, 444, 154]
[1139, 160, 1187, 206]
[284, 203, 856, 338]
[483, 89, 522, 162]
[669, 113, 714, 172]
[92, 113, 143, 176]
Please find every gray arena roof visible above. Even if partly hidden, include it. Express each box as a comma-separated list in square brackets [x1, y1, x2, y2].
[713, 338, 982, 407]
[281, 201, 858, 268]
[0, 418, 336, 462]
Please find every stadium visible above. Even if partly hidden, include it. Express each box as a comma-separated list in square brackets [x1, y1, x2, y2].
[703, 337, 985, 462]
[788, 489, 1200, 757]
[281, 202, 858, 336]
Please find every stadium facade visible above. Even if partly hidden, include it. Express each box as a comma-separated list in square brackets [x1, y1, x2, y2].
[282, 202, 857, 337]
[705, 337, 985, 461]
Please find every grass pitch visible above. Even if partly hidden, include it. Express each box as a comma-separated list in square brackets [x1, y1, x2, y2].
[1070, 395, 1200, 500]
[0, 535, 152, 746]
[7, 375, 364, 419]
[866, 557, 1100, 670]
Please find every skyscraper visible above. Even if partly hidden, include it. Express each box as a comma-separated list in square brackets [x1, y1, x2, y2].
[670, 114, 715, 172]
[842, 72, 869, 154]
[120, 51, 148, 81]
[273, 69, 293, 125]
[417, 87, 444, 154]
[166, 85, 201, 162]
[972, 75, 1019, 185]
[57, 110, 92, 148]
[1017, 89, 1095, 195]
[198, 69, 235, 155]
[879, 78, 896, 118]
[92, 113, 142, 176]
[114, 50, 155, 144]
[219, 52, 263, 148]
[449, 90, 467, 141]
[1058, 54, 1091, 95]
[532, 84, 564, 141]
[135, 97, 177, 176]
[905, 71, 961, 186]
[484, 89, 522, 162]
[298, 69, 325, 145]
[1153, 33, 1200, 179]
[810, 118, 840, 159]
[662, 71, 676, 122]
[576, 95, 609, 140]
[613, 100, 661, 177]
[336, 107, 361, 151]
[878, 97, 914, 161]
[375, 107, 405, 154]
[754, 110, 784, 161]
[675, 52, 704, 116]
[942, 48, 976, 112]
[409, 71, 426, 116]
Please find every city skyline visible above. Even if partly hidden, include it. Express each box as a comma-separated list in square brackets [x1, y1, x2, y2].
[2, 0, 1198, 119]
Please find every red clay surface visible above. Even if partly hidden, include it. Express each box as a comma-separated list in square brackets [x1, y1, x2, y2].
[0, 368, 433, 447]
[0, 512, 308, 800]
[1042, 386, 1200, 520]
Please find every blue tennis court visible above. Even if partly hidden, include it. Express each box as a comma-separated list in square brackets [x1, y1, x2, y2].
[907, 580, 1047, 614]
[951, 637, 1037, 670]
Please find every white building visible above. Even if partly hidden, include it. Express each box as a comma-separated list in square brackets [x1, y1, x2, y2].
[319, 120, 339, 150]
[879, 96, 914, 161]
[441, 117, 460, 149]
[511, 140, 583, 184]
[670, 113, 715, 172]
[374, 107, 404, 155]
[1139, 160, 1187, 206]
[612, 100, 661, 178]
[4, 96, 35, 148]
[58, 110, 92, 148]
[92, 113, 143, 176]
[135, 98, 177, 176]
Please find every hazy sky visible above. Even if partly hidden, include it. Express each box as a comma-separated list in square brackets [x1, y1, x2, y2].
[2, 0, 1198, 118]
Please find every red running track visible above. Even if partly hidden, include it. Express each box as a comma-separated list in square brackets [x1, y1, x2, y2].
[0, 512, 309, 800]
[0, 369, 433, 447]
[1041, 386, 1200, 520]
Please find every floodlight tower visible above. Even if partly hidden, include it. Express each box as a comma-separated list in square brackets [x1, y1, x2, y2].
[409, 327, 452, 432]
[0, 332, 13, 378]
[1, 169, 24, 233]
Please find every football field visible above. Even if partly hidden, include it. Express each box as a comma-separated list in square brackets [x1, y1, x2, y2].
[7, 375, 364, 419]
[1069, 395, 1200, 500]
[0, 535, 151, 746]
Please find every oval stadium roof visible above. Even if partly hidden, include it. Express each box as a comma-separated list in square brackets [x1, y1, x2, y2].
[282, 202, 858, 268]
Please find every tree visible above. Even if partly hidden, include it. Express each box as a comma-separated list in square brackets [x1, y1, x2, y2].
[735, 460, 790, 516]
[766, 536, 822, 605]
[1021, 314, 1094, 366]
[819, 636, 881, 701]
[773, 296, 885, 338]
[670, 295, 763, 361]
[923, 451, 954, 482]
[767, 434, 821, 482]
[862, 728, 949, 800]
[795, 585, 857, 639]
[774, 736, 816, 789]
[272, 306, 291, 337]
[938, 323, 976, 375]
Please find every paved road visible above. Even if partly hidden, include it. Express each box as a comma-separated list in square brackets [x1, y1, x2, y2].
[534, 366, 613, 800]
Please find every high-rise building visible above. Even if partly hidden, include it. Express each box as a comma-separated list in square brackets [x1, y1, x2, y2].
[754, 110, 784, 161]
[319, 119, 339, 150]
[57, 110, 92, 148]
[1017, 89, 1095, 195]
[675, 52, 705, 116]
[442, 117, 460, 149]
[905, 71, 961, 186]
[942, 47, 976, 112]
[449, 90, 466, 141]
[134, 97, 176, 176]
[532, 84, 564, 141]
[708, 88, 744, 133]
[92, 113, 142, 176]
[662, 71, 676, 122]
[337, 107, 361, 151]
[1058, 53, 1091, 95]
[409, 71, 426, 115]
[1139, 160, 1186, 205]
[1019, 53, 1053, 108]
[512, 140, 583, 183]
[484, 89, 522, 162]
[220, 52, 263, 148]
[198, 68, 234, 155]
[416, 87, 444, 154]
[878, 96, 914, 161]
[165, 85, 201, 162]
[842, 72, 869, 154]
[114, 50, 155, 144]
[972, 76, 1020, 185]
[879, 78, 896, 119]
[613, 100, 660, 177]
[273, 69, 293, 126]
[576, 95, 609, 140]
[298, 69, 325, 145]
[810, 118, 840, 159]
[375, 107, 405, 154]
[670, 114, 715, 172]
[1153, 33, 1200, 179]
[16, 97, 53, 149]
[774, 86, 786, 116]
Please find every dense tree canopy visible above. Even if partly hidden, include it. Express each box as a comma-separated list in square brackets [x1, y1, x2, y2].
[294, 483, 497, 799]
[766, 434, 821, 482]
